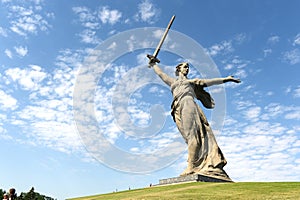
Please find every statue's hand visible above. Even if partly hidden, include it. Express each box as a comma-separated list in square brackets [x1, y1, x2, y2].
[226, 76, 241, 83]
[147, 54, 160, 68]
[148, 60, 156, 68]
[148, 57, 158, 68]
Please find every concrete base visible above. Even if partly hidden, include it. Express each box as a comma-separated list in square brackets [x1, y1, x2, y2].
[158, 174, 233, 185]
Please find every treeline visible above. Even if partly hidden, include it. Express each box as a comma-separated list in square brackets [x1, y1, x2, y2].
[1, 187, 56, 200]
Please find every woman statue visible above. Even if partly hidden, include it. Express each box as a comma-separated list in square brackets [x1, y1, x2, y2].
[149, 60, 240, 181]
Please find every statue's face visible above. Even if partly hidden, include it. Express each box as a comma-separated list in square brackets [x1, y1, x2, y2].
[179, 62, 189, 75]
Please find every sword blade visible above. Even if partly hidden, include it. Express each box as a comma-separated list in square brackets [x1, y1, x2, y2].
[152, 15, 176, 58]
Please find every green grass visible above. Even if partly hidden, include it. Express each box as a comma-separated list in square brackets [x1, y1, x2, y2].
[68, 182, 300, 200]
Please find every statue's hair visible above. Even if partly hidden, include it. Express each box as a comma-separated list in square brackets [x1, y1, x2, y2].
[175, 62, 189, 76]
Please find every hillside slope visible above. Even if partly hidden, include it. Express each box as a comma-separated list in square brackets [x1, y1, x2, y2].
[68, 182, 300, 200]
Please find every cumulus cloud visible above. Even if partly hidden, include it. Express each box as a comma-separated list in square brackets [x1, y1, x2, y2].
[220, 56, 250, 80]
[72, 6, 99, 29]
[7, 4, 53, 36]
[293, 33, 300, 46]
[285, 110, 300, 120]
[282, 49, 300, 65]
[244, 106, 261, 121]
[263, 48, 272, 57]
[5, 65, 47, 90]
[294, 86, 300, 98]
[267, 35, 280, 44]
[0, 48, 91, 155]
[72, 5, 122, 44]
[14, 46, 28, 57]
[0, 27, 8, 37]
[210, 95, 300, 181]
[78, 29, 101, 44]
[0, 89, 18, 110]
[135, 0, 159, 24]
[284, 85, 300, 99]
[4, 49, 13, 59]
[205, 40, 234, 56]
[234, 33, 247, 44]
[99, 6, 122, 25]
[73, 5, 122, 28]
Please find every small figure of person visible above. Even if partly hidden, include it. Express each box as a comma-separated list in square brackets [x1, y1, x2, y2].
[3, 194, 9, 200]
[9, 188, 16, 200]
[149, 60, 240, 180]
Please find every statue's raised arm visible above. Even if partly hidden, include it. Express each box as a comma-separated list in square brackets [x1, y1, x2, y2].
[148, 59, 175, 86]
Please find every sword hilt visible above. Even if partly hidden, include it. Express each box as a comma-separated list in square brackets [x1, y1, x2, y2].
[147, 54, 160, 68]
[147, 54, 160, 63]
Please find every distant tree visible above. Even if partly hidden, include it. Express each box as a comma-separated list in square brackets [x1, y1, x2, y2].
[0, 189, 6, 199]
[23, 187, 35, 200]
[1, 187, 55, 200]
[19, 187, 55, 200]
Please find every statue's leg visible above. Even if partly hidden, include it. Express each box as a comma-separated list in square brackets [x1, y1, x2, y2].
[180, 136, 199, 176]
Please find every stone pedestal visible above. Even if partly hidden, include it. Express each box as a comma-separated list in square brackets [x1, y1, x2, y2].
[158, 174, 233, 185]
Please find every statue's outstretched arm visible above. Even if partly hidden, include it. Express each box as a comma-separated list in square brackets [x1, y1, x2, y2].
[199, 76, 241, 87]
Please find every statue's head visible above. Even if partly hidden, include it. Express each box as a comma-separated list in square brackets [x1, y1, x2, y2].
[175, 62, 189, 76]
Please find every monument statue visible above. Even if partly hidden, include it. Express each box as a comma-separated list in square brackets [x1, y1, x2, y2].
[148, 60, 240, 181]
[147, 15, 241, 181]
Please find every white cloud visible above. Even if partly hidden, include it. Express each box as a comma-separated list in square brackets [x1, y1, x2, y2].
[294, 86, 300, 98]
[285, 86, 292, 94]
[206, 40, 234, 56]
[136, 52, 149, 65]
[1, 49, 89, 155]
[5, 65, 47, 90]
[135, 0, 159, 24]
[0, 27, 8, 37]
[263, 103, 285, 119]
[243, 106, 261, 121]
[98, 6, 122, 25]
[293, 33, 300, 46]
[107, 42, 117, 50]
[153, 29, 164, 40]
[263, 48, 272, 57]
[267, 35, 280, 44]
[224, 64, 234, 70]
[282, 49, 300, 65]
[0, 89, 18, 110]
[72, 6, 89, 14]
[235, 68, 248, 79]
[4, 49, 13, 59]
[8, 4, 52, 36]
[284, 85, 300, 98]
[72, 6, 99, 29]
[14, 46, 28, 57]
[285, 112, 300, 120]
[234, 33, 247, 44]
[78, 29, 101, 44]
[216, 100, 300, 182]
[72, 5, 121, 41]
[16, 105, 83, 154]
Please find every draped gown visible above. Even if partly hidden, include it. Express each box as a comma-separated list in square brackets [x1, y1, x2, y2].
[169, 76, 231, 181]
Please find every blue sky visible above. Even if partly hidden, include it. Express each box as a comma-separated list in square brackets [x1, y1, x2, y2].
[1, 0, 300, 199]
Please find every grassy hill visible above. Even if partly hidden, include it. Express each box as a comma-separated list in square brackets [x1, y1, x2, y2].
[68, 182, 300, 200]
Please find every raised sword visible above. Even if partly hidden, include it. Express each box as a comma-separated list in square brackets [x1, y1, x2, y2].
[147, 15, 176, 65]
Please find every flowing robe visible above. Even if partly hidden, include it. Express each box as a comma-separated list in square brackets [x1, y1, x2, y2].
[170, 77, 230, 180]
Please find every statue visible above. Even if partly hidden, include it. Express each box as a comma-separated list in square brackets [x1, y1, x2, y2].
[148, 61, 240, 180]
[147, 15, 241, 181]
